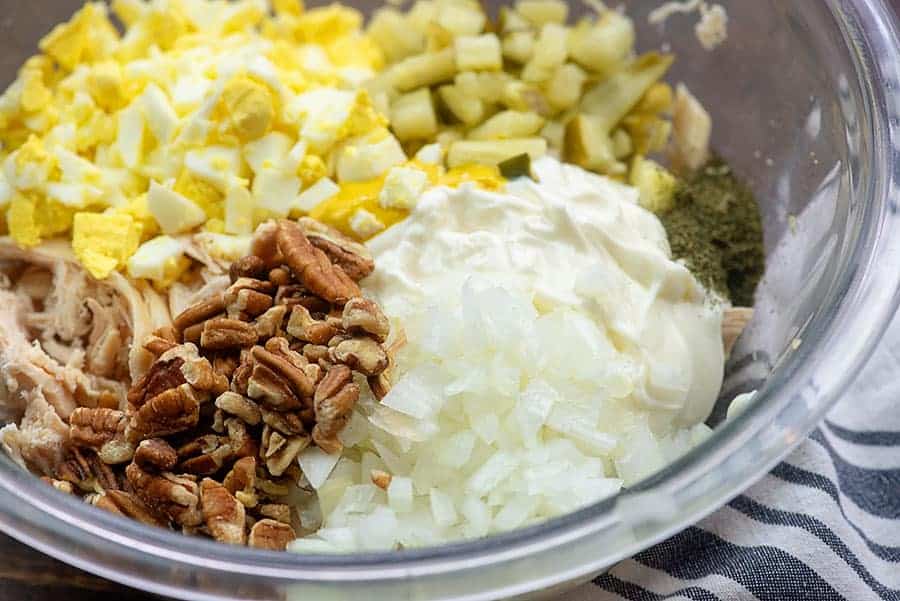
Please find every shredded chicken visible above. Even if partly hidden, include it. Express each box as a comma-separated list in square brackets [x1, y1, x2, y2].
[0, 389, 69, 476]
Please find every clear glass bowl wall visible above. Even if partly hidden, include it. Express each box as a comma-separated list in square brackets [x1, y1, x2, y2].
[0, 1, 899, 600]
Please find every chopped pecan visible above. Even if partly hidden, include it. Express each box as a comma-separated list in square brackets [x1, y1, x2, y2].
[180, 441, 233, 476]
[262, 428, 310, 477]
[211, 353, 240, 380]
[231, 351, 254, 396]
[134, 438, 178, 471]
[57, 449, 120, 492]
[286, 305, 337, 345]
[296, 217, 375, 281]
[302, 345, 330, 364]
[312, 366, 359, 454]
[211, 408, 226, 434]
[70, 408, 134, 464]
[126, 462, 202, 527]
[223, 456, 257, 508]
[229, 255, 268, 283]
[129, 345, 227, 408]
[260, 407, 306, 436]
[250, 221, 284, 268]
[274, 285, 332, 313]
[215, 391, 262, 425]
[200, 478, 246, 545]
[201, 318, 259, 350]
[368, 330, 405, 402]
[143, 334, 178, 357]
[225, 278, 275, 319]
[258, 503, 292, 524]
[342, 297, 390, 342]
[173, 293, 226, 334]
[251, 341, 314, 400]
[276, 219, 360, 305]
[248, 518, 296, 550]
[246, 363, 302, 411]
[225, 417, 257, 459]
[182, 322, 204, 344]
[128, 358, 187, 408]
[330, 337, 389, 376]
[126, 384, 200, 443]
[256, 476, 290, 499]
[370, 469, 392, 490]
[91, 489, 168, 527]
[268, 267, 292, 286]
[253, 304, 288, 340]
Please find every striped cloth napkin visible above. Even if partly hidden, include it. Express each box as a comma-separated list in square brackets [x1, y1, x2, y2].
[567, 312, 900, 600]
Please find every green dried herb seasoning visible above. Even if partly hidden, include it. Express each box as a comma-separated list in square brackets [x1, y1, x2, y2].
[660, 160, 764, 306]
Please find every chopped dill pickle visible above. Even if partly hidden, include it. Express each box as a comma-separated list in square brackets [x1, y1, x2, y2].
[498, 153, 533, 179]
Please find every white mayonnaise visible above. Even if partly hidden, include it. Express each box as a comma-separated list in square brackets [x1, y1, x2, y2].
[366, 157, 724, 426]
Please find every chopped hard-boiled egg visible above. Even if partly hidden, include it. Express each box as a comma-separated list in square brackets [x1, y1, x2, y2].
[349, 208, 386, 238]
[127, 234, 187, 285]
[147, 181, 207, 234]
[71, 212, 141, 279]
[379, 166, 429, 210]
[336, 133, 406, 182]
[0, 0, 517, 282]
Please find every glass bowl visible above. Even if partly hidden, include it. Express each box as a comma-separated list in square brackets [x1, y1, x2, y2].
[1, 1, 900, 599]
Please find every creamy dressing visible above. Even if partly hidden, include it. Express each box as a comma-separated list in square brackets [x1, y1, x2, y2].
[366, 157, 724, 426]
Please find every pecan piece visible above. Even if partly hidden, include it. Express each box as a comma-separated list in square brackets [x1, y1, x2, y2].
[229, 255, 268, 283]
[126, 462, 202, 527]
[143, 334, 178, 357]
[180, 441, 233, 476]
[302, 345, 331, 364]
[330, 337, 389, 376]
[70, 408, 134, 464]
[57, 449, 120, 492]
[208, 353, 238, 381]
[129, 344, 227, 407]
[224, 456, 258, 508]
[248, 519, 296, 550]
[251, 341, 315, 400]
[286, 305, 337, 345]
[225, 417, 257, 459]
[134, 438, 178, 471]
[173, 293, 226, 334]
[126, 384, 200, 443]
[91, 489, 168, 527]
[250, 221, 284, 268]
[215, 391, 262, 425]
[225, 278, 275, 319]
[342, 297, 390, 342]
[260, 407, 306, 436]
[252, 304, 288, 340]
[201, 318, 259, 350]
[200, 478, 246, 545]
[312, 366, 359, 454]
[258, 503, 292, 524]
[276, 219, 360, 305]
[274, 285, 331, 313]
[262, 427, 310, 477]
[296, 217, 375, 281]
[246, 363, 302, 411]
[723, 307, 754, 355]
[368, 330, 405, 401]
[268, 267, 291, 286]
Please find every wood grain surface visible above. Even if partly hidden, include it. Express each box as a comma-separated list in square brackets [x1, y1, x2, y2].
[0, 532, 160, 600]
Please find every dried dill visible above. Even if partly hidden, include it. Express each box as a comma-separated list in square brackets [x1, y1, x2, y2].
[660, 160, 764, 306]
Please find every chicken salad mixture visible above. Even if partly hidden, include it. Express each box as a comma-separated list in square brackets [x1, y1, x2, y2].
[0, 0, 762, 552]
